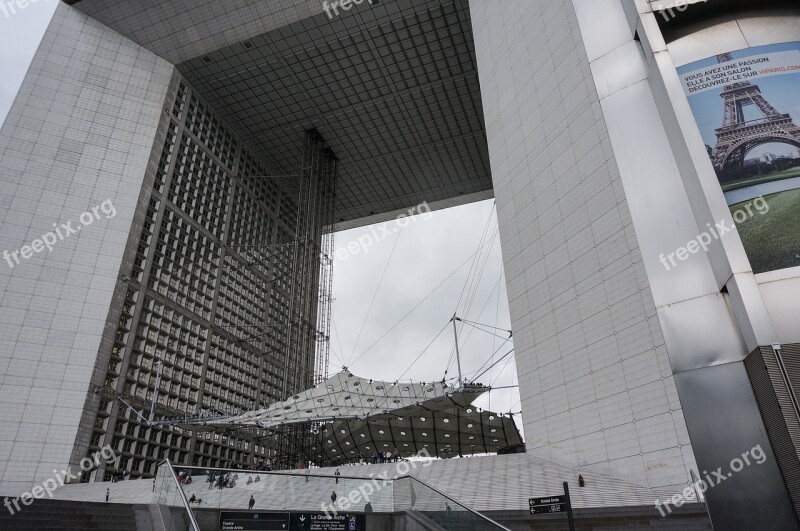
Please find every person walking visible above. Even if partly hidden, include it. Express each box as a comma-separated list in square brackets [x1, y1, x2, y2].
[248, 495, 255, 510]
[334, 469, 340, 484]
[331, 491, 337, 505]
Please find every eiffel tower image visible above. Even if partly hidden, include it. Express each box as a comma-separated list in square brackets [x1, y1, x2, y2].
[710, 53, 800, 173]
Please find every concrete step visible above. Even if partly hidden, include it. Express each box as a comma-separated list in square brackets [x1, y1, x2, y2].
[483, 508, 712, 531]
[0, 512, 136, 522]
[0, 499, 139, 531]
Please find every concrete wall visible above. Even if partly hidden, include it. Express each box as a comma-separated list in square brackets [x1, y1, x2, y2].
[473, 0, 799, 527]
[0, 2, 172, 494]
[469, 0, 696, 493]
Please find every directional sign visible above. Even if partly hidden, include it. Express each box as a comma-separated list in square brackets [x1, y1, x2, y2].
[220, 512, 290, 530]
[219, 511, 366, 531]
[290, 513, 365, 531]
[529, 495, 567, 514]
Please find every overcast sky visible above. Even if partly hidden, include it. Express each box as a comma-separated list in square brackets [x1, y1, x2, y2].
[1, 3, 521, 434]
[330, 200, 519, 423]
[0, 0, 58, 124]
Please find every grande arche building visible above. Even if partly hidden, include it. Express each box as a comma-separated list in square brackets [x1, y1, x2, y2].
[0, 1, 799, 530]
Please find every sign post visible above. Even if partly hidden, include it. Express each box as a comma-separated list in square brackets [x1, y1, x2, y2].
[563, 482, 576, 531]
[528, 484, 576, 531]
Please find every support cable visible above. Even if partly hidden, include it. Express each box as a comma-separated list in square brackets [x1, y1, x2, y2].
[459, 320, 512, 341]
[454, 228, 500, 351]
[331, 316, 346, 368]
[453, 202, 495, 314]
[489, 350, 517, 387]
[471, 347, 515, 383]
[458, 318, 512, 335]
[347, 225, 404, 367]
[396, 321, 451, 383]
[446, 222, 498, 369]
[348, 246, 492, 368]
[463, 337, 512, 382]
[444, 270, 503, 380]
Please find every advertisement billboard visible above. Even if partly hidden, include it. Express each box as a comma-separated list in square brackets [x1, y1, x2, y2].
[676, 42, 800, 273]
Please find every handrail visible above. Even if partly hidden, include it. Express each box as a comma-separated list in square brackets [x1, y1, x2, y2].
[158, 459, 202, 531]
[401, 475, 512, 531]
[169, 463, 379, 481]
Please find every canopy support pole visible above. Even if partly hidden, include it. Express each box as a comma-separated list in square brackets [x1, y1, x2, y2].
[452, 314, 463, 389]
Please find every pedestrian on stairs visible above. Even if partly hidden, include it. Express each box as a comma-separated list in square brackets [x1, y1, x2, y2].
[249, 495, 255, 510]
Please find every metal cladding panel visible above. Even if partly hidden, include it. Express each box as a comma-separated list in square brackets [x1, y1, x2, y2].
[744, 346, 800, 519]
[68, 0, 495, 228]
[176, 0, 493, 226]
[0, 2, 174, 494]
[674, 361, 799, 530]
[470, 0, 699, 493]
[656, 292, 748, 372]
[758, 271, 800, 345]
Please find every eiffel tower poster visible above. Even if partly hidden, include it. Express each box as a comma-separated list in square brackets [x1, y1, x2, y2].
[677, 42, 800, 273]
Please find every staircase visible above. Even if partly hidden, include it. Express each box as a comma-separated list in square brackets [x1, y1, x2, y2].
[284, 453, 688, 511]
[52, 454, 690, 513]
[484, 506, 713, 531]
[0, 499, 142, 530]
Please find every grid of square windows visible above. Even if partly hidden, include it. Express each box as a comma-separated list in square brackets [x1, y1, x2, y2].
[149, 207, 219, 320]
[91, 76, 304, 477]
[171, 81, 188, 120]
[186, 93, 238, 170]
[216, 253, 271, 349]
[238, 150, 280, 215]
[169, 134, 230, 238]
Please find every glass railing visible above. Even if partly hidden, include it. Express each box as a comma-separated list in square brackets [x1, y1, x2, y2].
[167, 465, 394, 513]
[394, 476, 510, 531]
[157, 462, 508, 530]
[153, 460, 201, 531]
